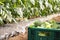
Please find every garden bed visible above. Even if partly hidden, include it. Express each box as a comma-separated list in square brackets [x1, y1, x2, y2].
[0, 0, 60, 40]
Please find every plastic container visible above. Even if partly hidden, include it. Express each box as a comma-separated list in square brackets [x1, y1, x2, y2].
[28, 27, 60, 40]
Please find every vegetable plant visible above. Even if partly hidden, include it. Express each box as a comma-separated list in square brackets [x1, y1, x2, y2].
[0, 0, 60, 25]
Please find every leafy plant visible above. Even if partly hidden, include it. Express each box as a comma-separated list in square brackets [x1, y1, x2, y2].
[29, 20, 59, 29]
[0, 0, 60, 25]
[0, 0, 23, 25]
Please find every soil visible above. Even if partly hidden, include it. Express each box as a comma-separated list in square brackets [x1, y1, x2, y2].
[8, 28, 28, 40]
[52, 16, 60, 22]
[0, 13, 60, 40]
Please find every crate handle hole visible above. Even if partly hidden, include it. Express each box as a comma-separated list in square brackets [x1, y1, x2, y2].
[38, 32, 50, 37]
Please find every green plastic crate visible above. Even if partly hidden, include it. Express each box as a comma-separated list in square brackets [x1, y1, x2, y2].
[28, 27, 60, 40]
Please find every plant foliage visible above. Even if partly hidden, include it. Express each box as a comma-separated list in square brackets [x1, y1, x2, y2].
[0, 0, 60, 25]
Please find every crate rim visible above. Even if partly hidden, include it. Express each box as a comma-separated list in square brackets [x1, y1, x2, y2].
[28, 27, 60, 31]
